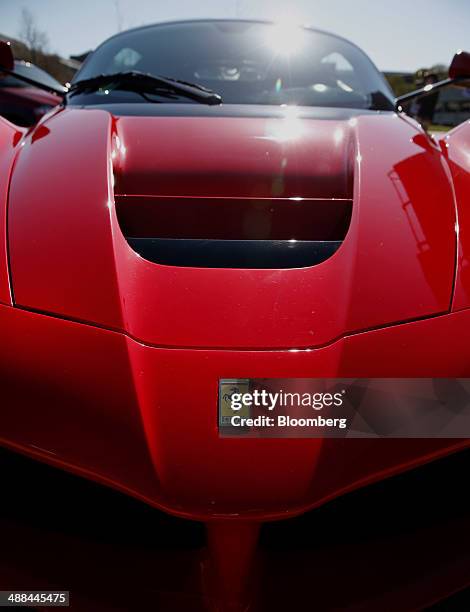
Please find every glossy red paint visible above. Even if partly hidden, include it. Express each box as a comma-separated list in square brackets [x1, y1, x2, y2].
[8, 110, 124, 329]
[8, 110, 456, 349]
[441, 121, 470, 311]
[2, 301, 470, 521]
[0, 117, 24, 305]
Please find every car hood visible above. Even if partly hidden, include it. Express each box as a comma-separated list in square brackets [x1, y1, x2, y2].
[8, 106, 457, 349]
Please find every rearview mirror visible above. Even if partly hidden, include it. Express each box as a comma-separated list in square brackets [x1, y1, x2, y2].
[0, 40, 14, 72]
[396, 49, 470, 114]
[449, 50, 470, 80]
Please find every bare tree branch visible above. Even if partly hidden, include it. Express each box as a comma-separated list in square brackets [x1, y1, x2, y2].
[18, 7, 49, 63]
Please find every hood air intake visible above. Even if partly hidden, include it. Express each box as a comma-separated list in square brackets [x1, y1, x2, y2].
[116, 196, 352, 269]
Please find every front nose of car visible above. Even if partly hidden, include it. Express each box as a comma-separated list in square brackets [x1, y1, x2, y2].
[3, 106, 459, 519]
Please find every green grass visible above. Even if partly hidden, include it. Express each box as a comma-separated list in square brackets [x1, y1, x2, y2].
[428, 124, 451, 132]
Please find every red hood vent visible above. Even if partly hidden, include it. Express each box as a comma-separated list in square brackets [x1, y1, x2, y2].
[113, 115, 354, 268]
[7, 109, 457, 348]
[116, 195, 351, 268]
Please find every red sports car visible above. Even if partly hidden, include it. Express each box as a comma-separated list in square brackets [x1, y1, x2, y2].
[1, 20, 470, 610]
[0, 59, 62, 126]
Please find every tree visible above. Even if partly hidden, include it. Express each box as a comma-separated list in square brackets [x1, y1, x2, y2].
[18, 7, 49, 63]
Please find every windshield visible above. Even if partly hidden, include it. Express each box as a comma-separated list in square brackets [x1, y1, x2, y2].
[72, 20, 394, 110]
[0, 61, 63, 89]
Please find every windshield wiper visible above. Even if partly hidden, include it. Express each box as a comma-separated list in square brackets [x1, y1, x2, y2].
[68, 70, 222, 105]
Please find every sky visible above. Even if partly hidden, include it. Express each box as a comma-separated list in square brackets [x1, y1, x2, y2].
[0, 0, 469, 72]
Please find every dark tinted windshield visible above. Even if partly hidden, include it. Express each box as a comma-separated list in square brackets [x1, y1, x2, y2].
[73, 20, 394, 110]
[0, 61, 63, 89]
